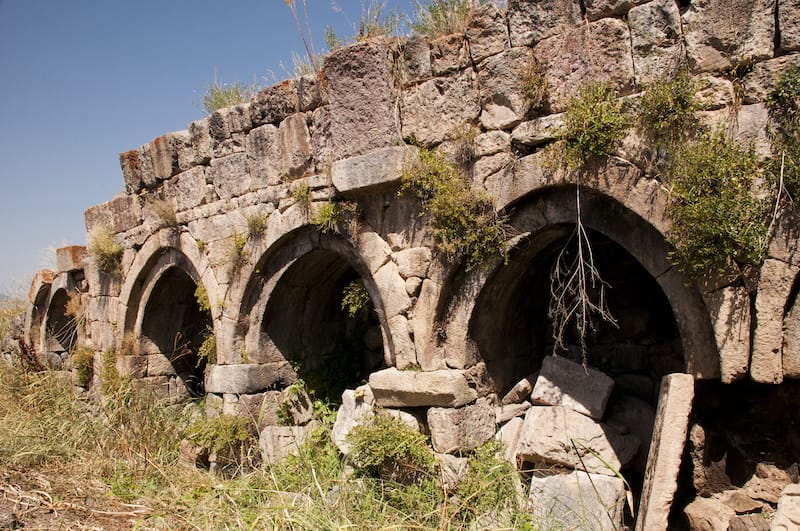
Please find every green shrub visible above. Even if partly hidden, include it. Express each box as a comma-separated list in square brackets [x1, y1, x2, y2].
[290, 183, 311, 209]
[185, 415, 253, 454]
[312, 201, 342, 233]
[401, 148, 508, 270]
[411, 0, 480, 37]
[637, 70, 700, 145]
[667, 128, 769, 279]
[87, 226, 124, 274]
[201, 80, 256, 115]
[72, 346, 95, 387]
[341, 280, 371, 318]
[197, 326, 216, 366]
[766, 65, 800, 199]
[246, 213, 269, 239]
[228, 233, 249, 272]
[194, 284, 211, 313]
[348, 414, 437, 485]
[560, 83, 630, 169]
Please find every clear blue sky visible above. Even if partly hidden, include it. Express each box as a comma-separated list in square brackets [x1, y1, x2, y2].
[0, 0, 418, 295]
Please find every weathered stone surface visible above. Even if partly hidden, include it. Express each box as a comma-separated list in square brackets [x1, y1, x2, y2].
[324, 41, 399, 159]
[696, 74, 736, 110]
[164, 166, 208, 212]
[246, 123, 281, 188]
[495, 400, 530, 424]
[205, 362, 294, 394]
[401, 69, 480, 146]
[729, 514, 770, 531]
[332, 146, 417, 195]
[743, 55, 800, 105]
[394, 247, 432, 279]
[277, 113, 312, 179]
[533, 18, 635, 113]
[516, 406, 639, 475]
[478, 47, 531, 130]
[281, 387, 314, 426]
[332, 385, 375, 455]
[752, 259, 799, 383]
[388, 314, 417, 370]
[55, 246, 86, 273]
[585, 0, 649, 20]
[396, 36, 431, 86]
[529, 471, 625, 531]
[428, 397, 495, 453]
[779, 0, 800, 51]
[511, 113, 563, 147]
[507, 0, 582, 47]
[701, 286, 751, 384]
[743, 463, 793, 503]
[84, 194, 142, 234]
[210, 153, 250, 200]
[683, 496, 736, 531]
[682, 0, 774, 73]
[784, 293, 800, 377]
[188, 118, 212, 166]
[210, 103, 252, 143]
[373, 261, 412, 318]
[465, 3, 508, 63]
[474, 130, 510, 157]
[501, 372, 537, 405]
[250, 80, 298, 127]
[496, 415, 524, 464]
[429, 34, 470, 76]
[259, 423, 315, 463]
[635, 374, 695, 531]
[628, 0, 684, 86]
[237, 391, 282, 429]
[772, 483, 800, 530]
[437, 453, 469, 490]
[149, 131, 187, 181]
[368, 368, 478, 408]
[530, 356, 614, 420]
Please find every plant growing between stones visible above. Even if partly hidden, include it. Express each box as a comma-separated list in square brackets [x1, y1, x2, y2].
[227, 233, 249, 273]
[312, 200, 342, 233]
[324, 0, 402, 50]
[411, 0, 481, 37]
[71, 346, 94, 387]
[290, 182, 312, 210]
[521, 52, 547, 114]
[341, 279, 371, 318]
[637, 70, 700, 146]
[151, 198, 177, 228]
[246, 213, 269, 239]
[200, 77, 257, 115]
[197, 325, 216, 366]
[194, 284, 211, 313]
[766, 64, 800, 200]
[87, 226, 124, 274]
[401, 148, 510, 271]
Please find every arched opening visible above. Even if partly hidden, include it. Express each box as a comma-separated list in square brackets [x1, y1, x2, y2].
[45, 289, 78, 356]
[260, 248, 384, 404]
[139, 267, 212, 397]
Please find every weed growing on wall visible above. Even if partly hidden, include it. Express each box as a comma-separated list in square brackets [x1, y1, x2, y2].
[151, 198, 178, 228]
[246, 213, 269, 239]
[401, 148, 509, 270]
[194, 284, 211, 313]
[559, 83, 630, 169]
[227, 233, 249, 273]
[666, 128, 769, 279]
[290, 182, 312, 210]
[637, 70, 700, 146]
[411, 0, 481, 37]
[767, 65, 800, 199]
[87, 226, 124, 274]
[197, 325, 216, 366]
[312, 200, 342, 233]
[71, 346, 94, 387]
[521, 53, 547, 114]
[341, 279, 371, 318]
[201, 79, 257, 115]
[325, 0, 402, 50]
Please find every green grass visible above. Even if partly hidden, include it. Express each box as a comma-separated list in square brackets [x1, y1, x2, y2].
[87, 225, 124, 274]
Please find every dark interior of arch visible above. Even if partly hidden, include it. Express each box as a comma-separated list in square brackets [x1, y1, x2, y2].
[261, 248, 384, 405]
[471, 225, 683, 397]
[45, 289, 77, 354]
[140, 268, 211, 397]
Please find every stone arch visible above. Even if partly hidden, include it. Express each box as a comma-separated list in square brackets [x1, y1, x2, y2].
[235, 226, 395, 403]
[44, 287, 78, 356]
[25, 271, 54, 352]
[119, 230, 219, 398]
[436, 184, 718, 382]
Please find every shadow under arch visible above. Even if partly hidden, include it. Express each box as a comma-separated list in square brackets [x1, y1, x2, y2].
[44, 287, 78, 356]
[437, 184, 718, 387]
[122, 246, 213, 398]
[237, 226, 388, 404]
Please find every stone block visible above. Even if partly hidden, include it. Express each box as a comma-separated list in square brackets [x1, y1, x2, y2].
[388, 314, 417, 370]
[516, 406, 639, 476]
[324, 41, 399, 159]
[149, 131, 186, 181]
[210, 153, 251, 200]
[584, 0, 649, 20]
[84, 194, 142, 234]
[277, 113, 312, 179]
[474, 130, 510, 157]
[743, 463, 793, 504]
[533, 18, 635, 113]
[250, 79, 298, 127]
[188, 118, 212, 166]
[478, 47, 530, 130]
[501, 372, 537, 405]
[701, 286, 751, 384]
[743, 55, 800, 105]
[780, 0, 800, 51]
[437, 453, 469, 490]
[507, 0, 582, 47]
[772, 484, 800, 530]
[280, 387, 314, 426]
[465, 3, 508, 64]
[246, 123, 281, 188]
[56, 246, 86, 273]
[119, 144, 153, 193]
[259, 423, 315, 463]
[205, 362, 295, 394]
[530, 356, 614, 420]
[165, 166, 208, 212]
[332, 385, 375, 455]
[528, 471, 625, 531]
[752, 259, 798, 383]
[682, 0, 774, 73]
[683, 496, 736, 531]
[511, 113, 564, 147]
[394, 247, 432, 279]
[628, 0, 684, 86]
[428, 397, 495, 454]
[146, 354, 175, 377]
[400, 69, 480, 146]
[373, 261, 412, 318]
[635, 373, 695, 531]
[297, 73, 322, 112]
[331, 146, 417, 195]
[368, 367, 478, 408]
[209, 103, 252, 142]
[496, 415, 524, 464]
[28, 269, 55, 303]
[116, 355, 147, 379]
[495, 401, 531, 424]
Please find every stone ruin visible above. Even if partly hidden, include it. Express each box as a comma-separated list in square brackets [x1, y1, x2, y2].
[8, 0, 800, 528]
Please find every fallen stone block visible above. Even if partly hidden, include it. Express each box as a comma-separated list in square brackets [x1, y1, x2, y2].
[368, 367, 477, 408]
[516, 406, 639, 476]
[495, 401, 531, 424]
[530, 356, 614, 420]
[428, 397, 495, 454]
[528, 471, 625, 531]
[259, 423, 315, 464]
[683, 496, 735, 531]
[496, 416, 524, 465]
[772, 484, 800, 530]
[501, 372, 537, 405]
[204, 362, 295, 394]
[332, 385, 375, 455]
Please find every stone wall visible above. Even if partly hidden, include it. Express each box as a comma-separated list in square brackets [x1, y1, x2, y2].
[18, 0, 800, 527]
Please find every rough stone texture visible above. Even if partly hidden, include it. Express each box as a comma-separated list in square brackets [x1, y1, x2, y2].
[437, 453, 469, 491]
[501, 373, 537, 405]
[495, 401, 531, 424]
[701, 286, 751, 384]
[465, 3, 508, 63]
[507, 0, 582, 47]
[400, 69, 480, 146]
[779, 0, 800, 52]
[250, 80, 298, 127]
[752, 259, 799, 383]
[533, 18, 635, 113]
[477, 47, 531, 130]
[394, 247, 432, 279]
[277, 113, 312, 179]
[516, 406, 639, 476]
[332, 146, 417, 195]
[204, 362, 294, 394]
[530, 356, 614, 420]
[396, 36, 431, 86]
[427, 397, 495, 453]
[628, 0, 684, 86]
[56, 246, 86, 273]
[368, 368, 478, 408]
[259, 423, 315, 463]
[743, 55, 800, 105]
[529, 471, 625, 531]
[84, 194, 142, 234]
[605, 394, 655, 474]
[682, 0, 775, 73]
[332, 385, 375, 455]
[635, 374, 695, 531]
[743, 462, 793, 504]
[584, 0, 649, 20]
[324, 41, 399, 159]
[429, 34, 470, 76]
[683, 496, 736, 531]
[772, 484, 800, 530]
[164, 166, 208, 212]
[783, 291, 800, 377]
[496, 415, 524, 464]
[511, 113, 563, 147]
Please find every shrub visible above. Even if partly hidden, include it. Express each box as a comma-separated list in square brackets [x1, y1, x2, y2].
[666, 128, 769, 279]
[185, 415, 253, 454]
[401, 148, 509, 270]
[246, 213, 269, 239]
[559, 83, 630, 169]
[194, 284, 211, 313]
[87, 226, 124, 274]
[312, 201, 342, 233]
[521, 53, 547, 113]
[201, 79, 256, 115]
[341, 280, 371, 318]
[637, 70, 700, 145]
[71, 346, 95, 387]
[290, 183, 311, 210]
[197, 326, 216, 366]
[228, 233, 249, 272]
[348, 414, 437, 485]
[411, 0, 480, 37]
[766, 65, 800, 199]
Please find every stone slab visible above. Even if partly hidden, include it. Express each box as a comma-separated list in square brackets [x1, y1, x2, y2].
[530, 356, 614, 420]
[529, 471, 625, 531]
[259, 423, 315, 463]
[427, 397, 495, 454]
[331, 146, 418, 195]
[332, 385, 375, 455]
[204, 362, 294, 394]
[368, 367, 477, 408]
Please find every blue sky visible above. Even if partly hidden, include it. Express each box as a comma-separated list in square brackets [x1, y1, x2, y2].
[0, 0, 418, 295]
